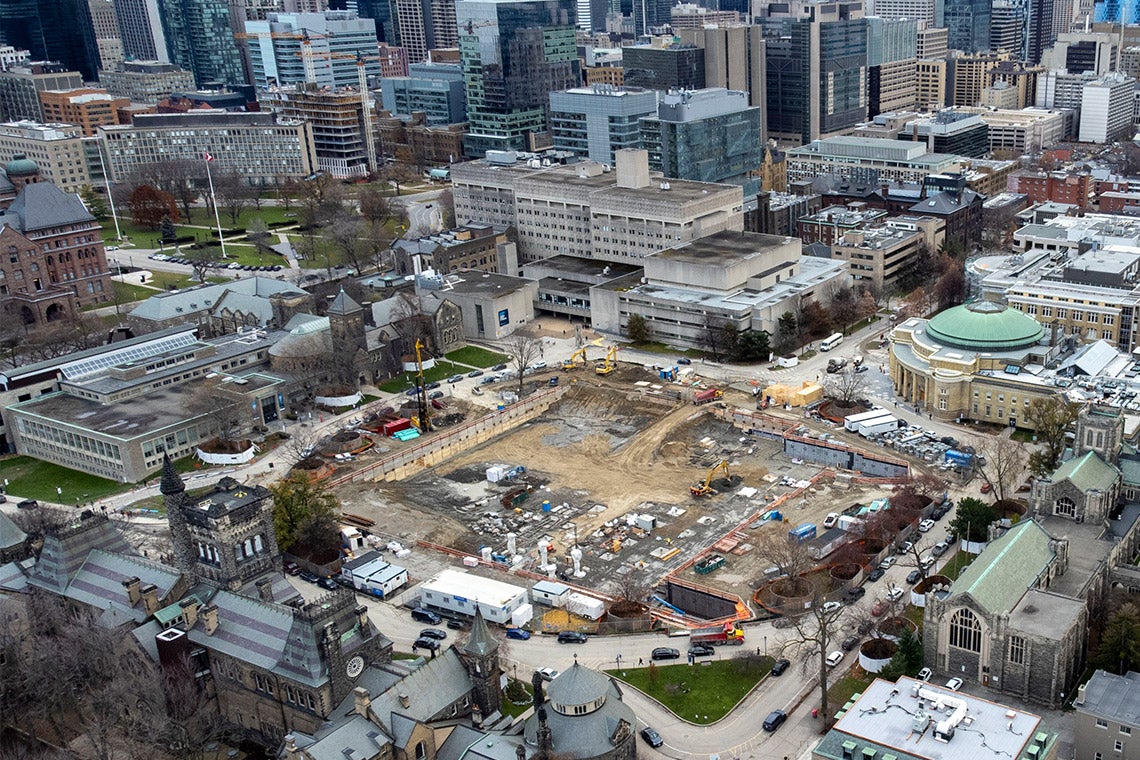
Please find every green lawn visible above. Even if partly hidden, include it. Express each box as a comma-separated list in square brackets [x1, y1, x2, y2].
[500, 680, 534, 718]
[827, 670, 874, 713]
[379, 361, 465, 392]
[214, 243, 289, 268]
[940, 550, 976, 580]
[606, 656, 772, 724]
[903, 604, 925, 631]
[627, 341, 700, 358]
[288, 234, 351, 270]
[446, 346, 509, 368]
[0, 455, 131, 503]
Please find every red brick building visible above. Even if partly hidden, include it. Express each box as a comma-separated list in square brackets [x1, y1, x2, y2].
[0, 159, 112, 326]
[1011, 170, 1094, 208]
[1099, 191, 1140, 214]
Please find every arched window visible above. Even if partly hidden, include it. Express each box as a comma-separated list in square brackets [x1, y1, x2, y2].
[1055, 497, 1076, 518]
[414, 742, 426, 760]
[949, 608, 982, 652]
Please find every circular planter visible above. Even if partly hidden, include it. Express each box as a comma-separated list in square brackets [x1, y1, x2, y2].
[877, 615, 918, 641]
[911, 574, 952, 607]
[196, 441, 257, 465]
[315, 390, 362, 408]
[831, 563, 860, 582]
[322, 430, 362, 455]
[859, 638, 898, 673]
[290, 457, 333, 481]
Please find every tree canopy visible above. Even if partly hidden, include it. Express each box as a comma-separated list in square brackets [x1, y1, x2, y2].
[270, 474, 341, 557]
[948, 497, 1000, 543]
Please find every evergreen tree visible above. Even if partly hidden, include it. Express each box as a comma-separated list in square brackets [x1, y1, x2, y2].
[160, 216, 177, 243]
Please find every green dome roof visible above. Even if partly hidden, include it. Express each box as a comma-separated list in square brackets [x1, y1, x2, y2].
[926, 301, 1045, 351]
[5, 154, 38, 176]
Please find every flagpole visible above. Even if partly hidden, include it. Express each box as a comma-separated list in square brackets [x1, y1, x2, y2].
[204, 153, 228, 259]
[97, 143, 122, 241]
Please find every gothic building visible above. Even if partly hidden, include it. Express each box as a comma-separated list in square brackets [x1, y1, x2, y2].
[524, 661, 637, 760]
[1031, 405, 1124, 522]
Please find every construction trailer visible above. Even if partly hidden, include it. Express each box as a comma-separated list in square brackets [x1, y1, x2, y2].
[340, 551, 409, 598]
[419, 568, 532, 625]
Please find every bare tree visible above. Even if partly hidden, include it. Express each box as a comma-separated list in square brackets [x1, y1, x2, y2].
[755, 527, 814, 582]
[972, 434, 1028, 503]
[1026, 396, 1081, 476]
[503, 333, 542, 397]
[326, 209, 370, 273]
[185, 248, 223, 284]
[212, 171, 253, 226]
[824, 368, 868, 409]
[17, 312, 107, 362]
[775, 575, 849, 723]
[190, 381, 248, 445]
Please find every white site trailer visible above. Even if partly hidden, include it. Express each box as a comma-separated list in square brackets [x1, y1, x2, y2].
[419, 568, 533, 626]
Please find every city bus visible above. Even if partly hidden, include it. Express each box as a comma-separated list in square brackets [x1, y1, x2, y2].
[820, 332, 844, 352]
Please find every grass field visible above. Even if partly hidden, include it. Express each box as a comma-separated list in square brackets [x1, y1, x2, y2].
[606, 656, 772, 724]
[378, 361, 464, 392]
[446, 346, 509, 368]
[827, 669, 874, 714]
[0, 455, 130, 502]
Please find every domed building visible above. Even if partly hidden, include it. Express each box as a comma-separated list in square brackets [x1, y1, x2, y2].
[523, 662, 636, 760]
[5, 154, 41, 188]
[889, 301, 1064, 427]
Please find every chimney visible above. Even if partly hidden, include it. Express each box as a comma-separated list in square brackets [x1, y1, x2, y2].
[472, 702, 483, 728]
[255, 577, 274, 602]
[282, 735, 301, 760]
[356, 605, 370, 631]
[201, 604, 219, 635]
[179, 597, 200, 629]
[614, 148, 650, 189]
[122, 576, 142, 605]
[398, 693, 410, 709]
[140, 584, 160, 615]
[353, 687, 371, 717]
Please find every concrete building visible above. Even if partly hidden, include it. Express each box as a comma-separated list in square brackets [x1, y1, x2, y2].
[260, 87, 377, 178]
[379, 62, 467, 125]
[1079, 72, 1136, 144]
[785, 136, 966, 185]
[88, 0, 124, 70]
[867, 17, 919, 118]
[758, 0, 868, 145]
[450, 148, 744, 264]
[0, 63, 83, 123]
[991, 0, 1027, 55]
[113, 0, 169, 63]
[831, 222, 926, 292]
[0, 122, 92, 192]
[0, 46, 30, 72]
[948, 51, 1011, 106]
[887, 110, 991, 157]
[98, 60, 197, 103]
[916, 22, 949, 58]
[871, 0, 936, 23]
[917, 58, 948, 111]
[417, 270, 537, 340]
[1075, 670, 1140, 760]
[590, 230, 849, 347]
[548, 86, 658, 165]
[38, 88, 129, 136]
[1042, 30, 1119, 75]
[246, 12, 382, 90]
[813, 678, 1057, 760]
[100, 112, 318, 186]
[621, 40, 706, 91]
[1037, 69, 1098, 136]
[935, 106, 1068, 154]
[394, 0, 458, 64]
[524, 254, 639, 323]
[677, 25, 768, 113]
[669, 2, 739, 28]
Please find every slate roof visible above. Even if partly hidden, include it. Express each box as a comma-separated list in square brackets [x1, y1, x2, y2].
[437, 725, 527, 760]
[300, 714, 391, 760]
[327, 288, 362, 315]
[0, 182, 95, 232]
[128, 277, 298, 323]
[948, 520, 1055, 614]
[210, 288, 277, 325]
[0, 559, 31, 591]
[523, 673, 634, 758]
[909, 189, 982, 215]
[1058, 340, 1120, 376]
[1080, 670, 1140, 725]
[0, 510, 26, 549]
[52, 548, 182, 623]
[1050, 450, 1120, 493]
[547, 661, 611, 706]
[366, 648, 474, 733]
[463, 607, 498, 658]
[28, 515, 137, 593]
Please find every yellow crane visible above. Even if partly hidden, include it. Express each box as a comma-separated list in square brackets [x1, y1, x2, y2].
[414, 339, 431, 432]
[690, 460, 729, 497]
[561, 346, 588, 371]
[595, 345, 618, 375]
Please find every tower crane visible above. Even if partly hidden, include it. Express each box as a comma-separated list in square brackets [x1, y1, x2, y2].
[690, 460, 729, 497]
[293, 49, 382, 174]
[235, 29, 334, 87]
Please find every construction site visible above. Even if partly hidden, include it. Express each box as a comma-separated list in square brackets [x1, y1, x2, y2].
[328, 353, 913, 630]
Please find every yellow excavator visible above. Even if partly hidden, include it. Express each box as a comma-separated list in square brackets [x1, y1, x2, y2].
[561, 346, 588, 371]
[595, 345, 619, 375]
[690, 460, 729, 497]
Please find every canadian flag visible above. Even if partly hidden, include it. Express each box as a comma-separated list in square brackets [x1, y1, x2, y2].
[204, 151, 215, 162]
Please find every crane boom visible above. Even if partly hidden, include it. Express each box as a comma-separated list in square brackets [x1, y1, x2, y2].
[690, 460, 729, 497]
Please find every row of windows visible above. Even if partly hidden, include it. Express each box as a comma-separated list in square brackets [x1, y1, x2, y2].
[16, 418, 123, 461]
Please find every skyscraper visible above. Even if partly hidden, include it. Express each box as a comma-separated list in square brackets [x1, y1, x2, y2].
[395, 0, 457, 64]
[246, 12, 381, 89]
[351, 0, 401, 44]
[759, 0, 867, 145]
[936, 0, 991, 52]
[114, 0, 169, 62]
[1025, 0, 1055, 62]
[0, 0, 102, 79]
[866, 17, 918, 117]
[159, 0, 246, 87]
[458, 0, 581, 157]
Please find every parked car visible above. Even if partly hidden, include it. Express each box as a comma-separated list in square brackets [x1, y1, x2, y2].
[413, 637, 440, 651]
[537, 667, 559, 681]
[557, 631, 587, 644]
[688, 644, 715, 658]
[530, 361, 548, 370]
[428, 390, 445, 399]
[886, 586, 904, 603]
[857, 619, 875, 635]
[492, 363, 508, 371]
[841, 635, 860, 651]
[918, 667, 932, 681]
[640, 727, 664, 748]
[17, 498, 38, 509]
[763, 710, 787, 732]
[771, 659, 791, 676]
[920, 555, 936, 571]
[823, 601, 843, 614]
[879, 556, 896, 569]
[447, 374, 464, 383]
[823, 512, 840, 529]
[826, 651, 844, 668]
[932, 541, 949, 557]
[425, 381, 441, 390]
[446, 619, 466, 630]
[896, 541, 914, 555]
[981, 482, 993, 494]
[868, 568, 885, 582]
[906, 569, 923, 584]
[299, 570, 320, 583]
[411, 607, 442, 624]
[651, 647, 680, 660]
[677, 357, 692, 365]
[505, 628, 531, 640]
[844, 586, 866, 602]
[919, 519, 935, 533]
[467, 369, 484, 378]
[317, 577, 338, 590]
[419, 628, 447, 640]
[945, 677, 964, 691]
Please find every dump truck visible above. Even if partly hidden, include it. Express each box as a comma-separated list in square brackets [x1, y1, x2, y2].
[689, 622, 745, 646]
[693, 388, 723, 405]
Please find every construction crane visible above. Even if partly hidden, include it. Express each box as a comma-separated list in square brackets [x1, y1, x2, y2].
[414, 339, 431, 433]
[234, 30, 333, 87]
[595, 345, 618, 375]
[463, 18, 496, 34]
[690, 460, 729, 497]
